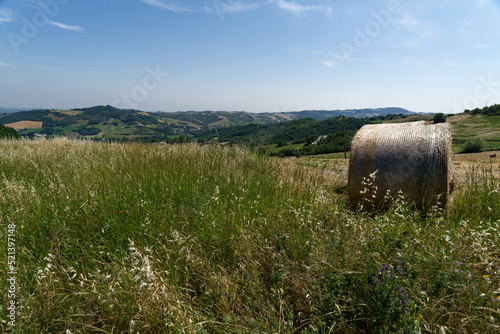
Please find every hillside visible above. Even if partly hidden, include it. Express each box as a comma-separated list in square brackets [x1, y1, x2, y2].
[447, 113, 500, 151]
[193, 116, 373, 148]
[0, 106, 415, 141]
[1, 105, 499, 153]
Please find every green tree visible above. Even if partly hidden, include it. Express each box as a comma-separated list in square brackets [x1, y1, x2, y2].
[433, 113, 446, 124]
[172, 135, 191, 144]
[43, 127, 55, 135]
[0, 123, 20, 139]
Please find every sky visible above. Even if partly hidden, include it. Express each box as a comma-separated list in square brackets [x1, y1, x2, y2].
[0, 0, 500, 113]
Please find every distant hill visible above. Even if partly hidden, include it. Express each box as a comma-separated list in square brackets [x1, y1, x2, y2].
[277, 107, 414, 121]
[0, 105, 415, 141]
[0, 107, 28, 114]
[192, 116, 374, 151]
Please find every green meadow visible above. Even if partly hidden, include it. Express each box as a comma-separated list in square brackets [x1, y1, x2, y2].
[0, 139, 499, 333]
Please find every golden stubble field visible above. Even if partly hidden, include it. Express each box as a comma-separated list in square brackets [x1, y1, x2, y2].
[288, 151, 500, 188]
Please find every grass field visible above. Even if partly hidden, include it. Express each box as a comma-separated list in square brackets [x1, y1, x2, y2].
[448, 114, 500, 141]
[267, 143, 306, 154]
[0, 139, 499, 333]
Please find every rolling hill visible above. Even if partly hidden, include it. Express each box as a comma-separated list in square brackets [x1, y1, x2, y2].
[0, 106, 415, 141]
[1, 105, 499, 154]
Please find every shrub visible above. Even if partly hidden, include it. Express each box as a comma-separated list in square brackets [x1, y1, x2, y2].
[433, 113, 446, 124]
[461, 138, 485, 153]
[0, 123, 20, 138]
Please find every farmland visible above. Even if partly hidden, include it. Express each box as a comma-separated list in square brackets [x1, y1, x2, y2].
[0, 106, 415, 143]
[0, 139, 498, 333]
[448, 114, 500, 152]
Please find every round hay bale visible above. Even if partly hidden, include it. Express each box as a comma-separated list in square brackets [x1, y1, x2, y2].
[348, 121, 452, 210]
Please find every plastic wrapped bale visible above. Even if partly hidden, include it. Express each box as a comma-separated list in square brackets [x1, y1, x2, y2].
[348, 121, 453, 210]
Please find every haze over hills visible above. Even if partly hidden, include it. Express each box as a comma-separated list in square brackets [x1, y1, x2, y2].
[0, 108, 29, 114]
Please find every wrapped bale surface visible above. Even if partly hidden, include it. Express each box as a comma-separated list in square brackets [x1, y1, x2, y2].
[348, 121, 452, 209]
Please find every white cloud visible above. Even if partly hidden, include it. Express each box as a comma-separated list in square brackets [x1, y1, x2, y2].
[48, 20, 83, 32]
[39, 66, 61, 70]
[401, 58, 430, 66]
[395, 11, 420, 29]
[395, 11, 442, 47]
[205, 1, 259, 15]
[476, 43, 491, 49]
[0, 61, 12, 66]
[138, 0, 193, 12]
[0, 8, 15, 23]
[275, 0, 323, 17]
[456, 17, 474, 36]
[322, 61, 335, 67]
[439, 59, 457, 66]
[475, 0, 489, 7]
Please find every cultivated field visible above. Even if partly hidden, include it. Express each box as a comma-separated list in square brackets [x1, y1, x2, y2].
[4, 121, 43, 130]
[290, 151, 500, 185]
[0, 139, 499, 333]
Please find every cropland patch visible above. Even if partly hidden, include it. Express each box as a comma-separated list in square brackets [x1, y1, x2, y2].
[54, 109, 82, 116]
[5, 120, 43, 130]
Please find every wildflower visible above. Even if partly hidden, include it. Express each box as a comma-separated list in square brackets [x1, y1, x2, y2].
[483, 275, 489, 278]
[380, 264, 390, 274]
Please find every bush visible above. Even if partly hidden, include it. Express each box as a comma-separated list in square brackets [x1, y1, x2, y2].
[76, 127, 101, 136]
[276, 140, 288, 148]
[461, 138, 485, 153]
[0, 123, 20, 138]
[433, 113, 446, 124]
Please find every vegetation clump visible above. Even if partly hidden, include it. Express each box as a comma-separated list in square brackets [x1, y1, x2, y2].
[466, 103, 500, 116]
[433, 112, 446, 124]
[0, 123, 19, 139]
[461, 138, 486, 153]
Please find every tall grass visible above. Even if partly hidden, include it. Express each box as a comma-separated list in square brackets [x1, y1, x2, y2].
[0, 138, 498, 333]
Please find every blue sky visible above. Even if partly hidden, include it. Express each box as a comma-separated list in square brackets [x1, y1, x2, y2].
[1, 0, 500, 113]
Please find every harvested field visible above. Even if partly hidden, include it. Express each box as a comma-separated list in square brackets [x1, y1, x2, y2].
[452, 150, 500, 183]
[288, 151, 500, 191]
[4, 120, 43, 130]
[54, 109, 82, 116]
